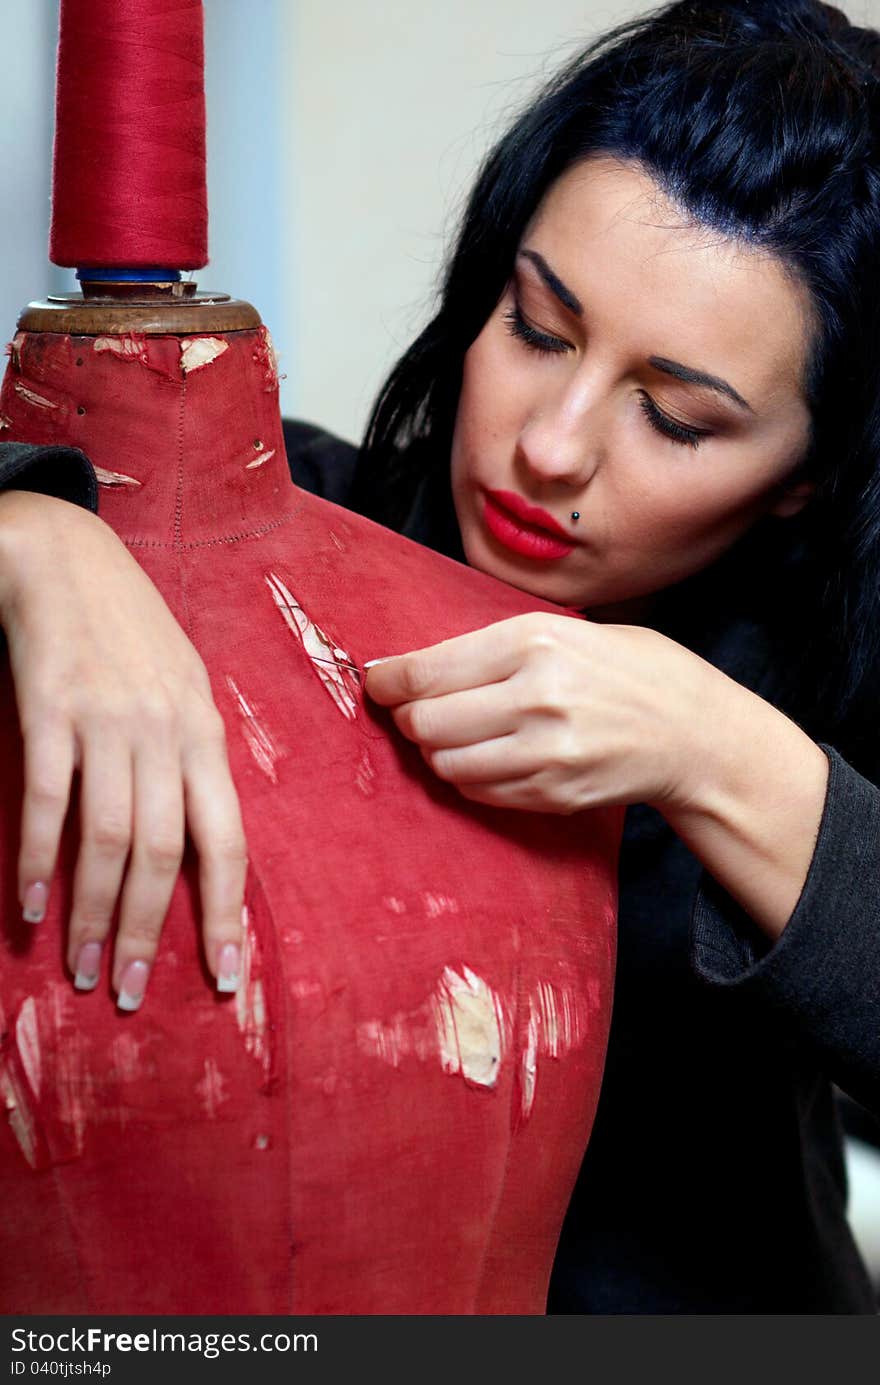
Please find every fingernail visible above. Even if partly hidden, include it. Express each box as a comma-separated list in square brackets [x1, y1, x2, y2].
[22, 881, 48, 925]
[74, 941, 102, 992]
[216, 943, 241, 994]
[363, 657, 394, 669]
[117, 959, 150, 1013]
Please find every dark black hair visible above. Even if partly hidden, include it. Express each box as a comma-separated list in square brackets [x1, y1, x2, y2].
[351, 0, 880, 771]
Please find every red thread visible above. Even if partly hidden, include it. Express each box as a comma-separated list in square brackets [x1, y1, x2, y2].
[50, 0, 208, 270]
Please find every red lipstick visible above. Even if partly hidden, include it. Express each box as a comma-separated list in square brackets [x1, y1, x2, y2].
[483, 490, 575, 561]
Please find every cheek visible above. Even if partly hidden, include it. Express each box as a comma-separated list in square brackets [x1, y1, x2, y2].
[622, 470, 784, 577]
[452, 328, 527, 466]
[620, 420, 804, 540]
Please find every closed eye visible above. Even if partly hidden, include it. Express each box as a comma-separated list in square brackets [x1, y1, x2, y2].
[637, 391, 713, 450]
[503, 303, 571, 356]
[504, 298, 712, 449]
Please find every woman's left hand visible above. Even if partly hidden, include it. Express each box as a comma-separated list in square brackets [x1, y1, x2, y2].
[364, 612, 710, 815]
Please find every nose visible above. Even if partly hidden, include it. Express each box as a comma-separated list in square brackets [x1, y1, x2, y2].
[516, 375, 606, 490]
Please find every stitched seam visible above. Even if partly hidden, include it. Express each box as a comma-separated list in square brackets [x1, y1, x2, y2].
[174, 379, 195, 638]
[122, 510, 299, 551]
[174, 380, 185, 553]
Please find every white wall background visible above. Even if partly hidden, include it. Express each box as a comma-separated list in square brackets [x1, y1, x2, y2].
[0, 1, 57, 319]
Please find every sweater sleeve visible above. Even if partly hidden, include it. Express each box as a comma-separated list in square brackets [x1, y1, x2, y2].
[0, 441, 98, 511]
[691, 746, 880, 1115]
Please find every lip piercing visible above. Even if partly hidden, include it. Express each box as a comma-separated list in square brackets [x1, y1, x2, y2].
[570, 511, 580, 523]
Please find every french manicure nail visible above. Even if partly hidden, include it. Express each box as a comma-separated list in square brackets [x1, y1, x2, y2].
[363, 657, 394, 669]
[216, 943, 241, 994]
[117, 959, 150, 1013]
[22, 881, 48, 925]
[74, 941, 102, 992]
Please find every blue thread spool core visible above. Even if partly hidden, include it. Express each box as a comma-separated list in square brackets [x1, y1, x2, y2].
[77, 268, 182, 282]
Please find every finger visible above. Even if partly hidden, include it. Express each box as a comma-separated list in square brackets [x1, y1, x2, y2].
[392, 683, 518, 750]
[67, 732, 133, 992]
[364, 621, 528, 706]
[456, 777, 547, 812]
[107, 740, 185, 1012]
[18, 722, 76, 924]
[182, 716, 248, 993]
[424, 735, 540, 786]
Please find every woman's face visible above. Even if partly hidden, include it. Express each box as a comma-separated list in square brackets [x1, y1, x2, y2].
[450, 156, 814, 618]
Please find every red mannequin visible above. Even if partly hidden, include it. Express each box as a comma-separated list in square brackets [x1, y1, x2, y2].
[0, 320, 619, 1313]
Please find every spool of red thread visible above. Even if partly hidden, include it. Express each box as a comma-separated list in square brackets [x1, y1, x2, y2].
[50, 0, 208, 270]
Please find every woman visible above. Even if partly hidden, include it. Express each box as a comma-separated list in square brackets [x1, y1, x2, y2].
[1, 0, 878, 1311]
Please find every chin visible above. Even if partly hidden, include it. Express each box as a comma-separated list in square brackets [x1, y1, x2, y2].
[461, 528, 587, 607]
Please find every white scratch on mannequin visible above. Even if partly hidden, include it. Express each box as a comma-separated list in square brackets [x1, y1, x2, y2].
[254, 325, 280, 390]
[55, 1031, 91, 1156]
[521, 1001, 540, 1121]
[530, 980, 584, 1056]
[432, 966, 506, 1087]
[423, 893, 459, 920]
[226, 676, 280, 782]
[358, 965, 509, 1090]
[235, 906, 272, 1082]
[93, 336, 150, 366]
[179, 337, 229, 374]
[519, 981, 591, 1121]
[94, 467, 142, 488]
[0, 1067, 38, 1169]
[1, 997, 39, 1168]
[245, 448, 276, 470]
[354, 748, 376, 796]
[0, 988, 161, 1168]
[358, 969, 594, 1118]
[196, 1058, 229, 1119]
[14, 382, 58, 410]
[265, 572, 360, 720]
[15, 998, 41, 1099]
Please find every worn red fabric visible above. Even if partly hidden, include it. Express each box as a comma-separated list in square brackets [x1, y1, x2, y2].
[0, 327, 620, 1314]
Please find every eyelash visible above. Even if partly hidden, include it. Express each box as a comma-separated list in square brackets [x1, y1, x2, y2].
[503, 302, 712, 451]
[503, 304, 568, 356]
[636, 392, 710, 451]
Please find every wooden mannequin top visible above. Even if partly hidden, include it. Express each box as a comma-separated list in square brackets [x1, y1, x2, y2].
[18, 282, 260, 336]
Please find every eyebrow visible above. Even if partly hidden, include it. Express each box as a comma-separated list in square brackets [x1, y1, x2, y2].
[519, 248, 753, 414]
[648, 357, 753, 413]
[519, 249, 583, 315]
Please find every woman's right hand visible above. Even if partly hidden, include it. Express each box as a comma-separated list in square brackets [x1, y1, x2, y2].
[0, 490, 247, 1009]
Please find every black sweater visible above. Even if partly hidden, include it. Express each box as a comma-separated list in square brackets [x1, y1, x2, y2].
[2, 427, 878, 1314]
